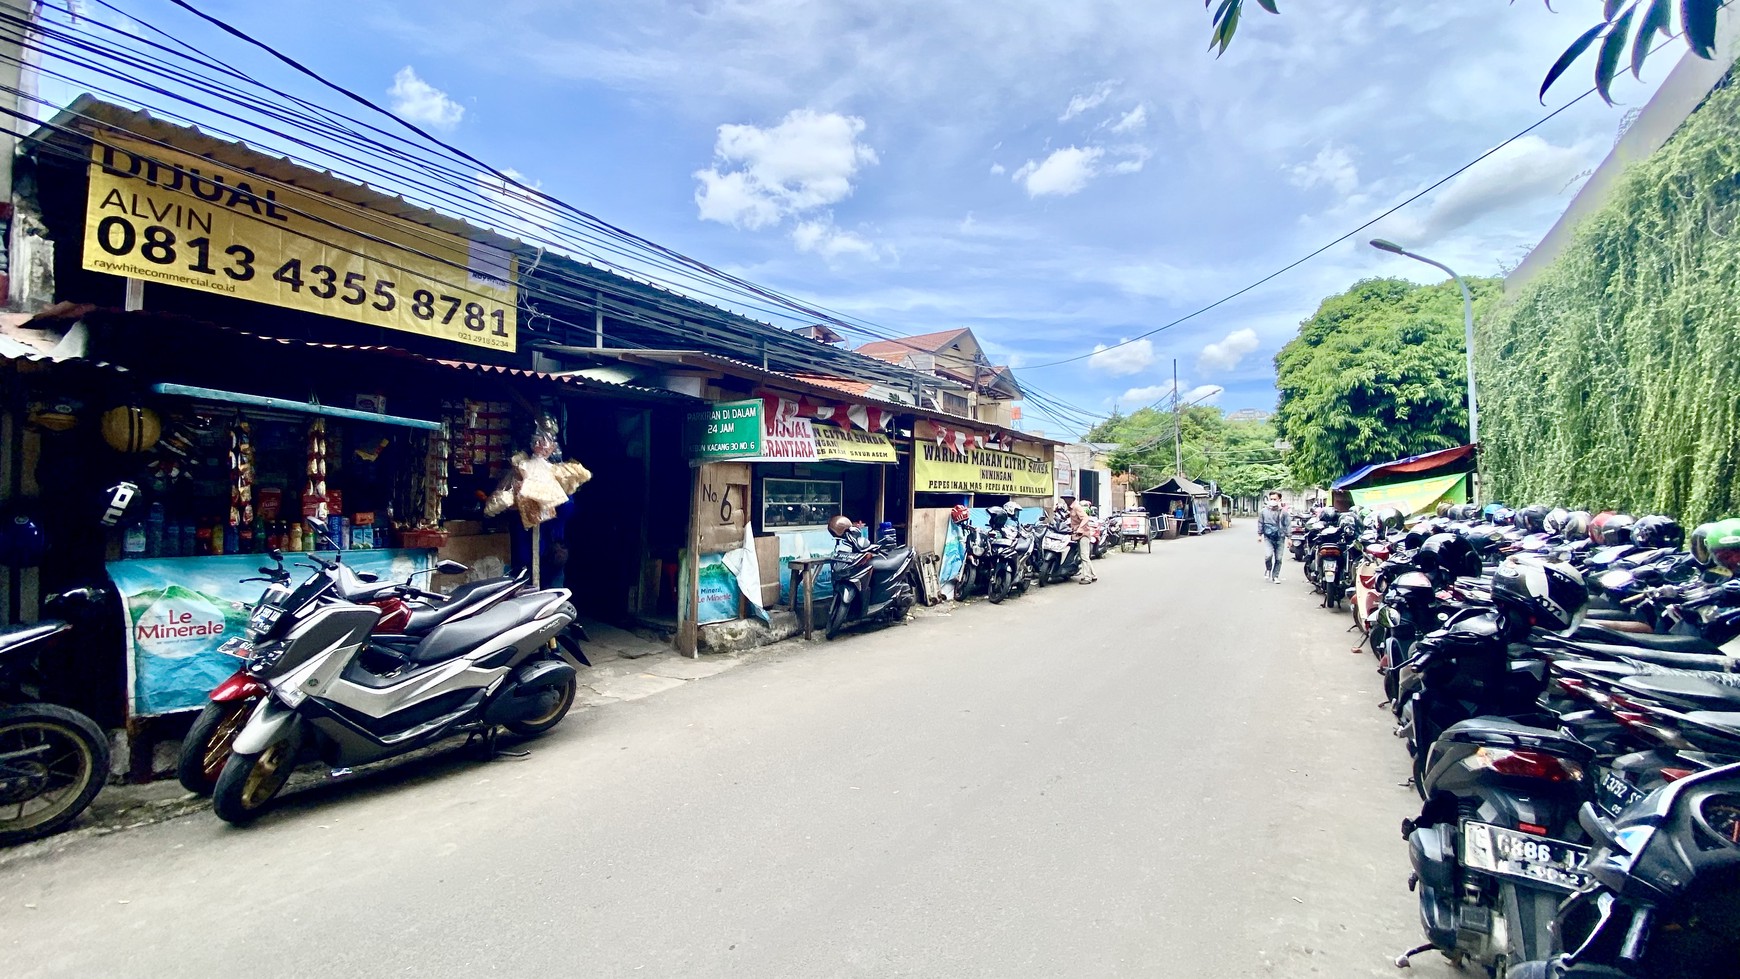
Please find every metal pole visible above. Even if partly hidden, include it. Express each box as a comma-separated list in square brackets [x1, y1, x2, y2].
[1381, 245, 1480, 505]
[1172, 359, 1182, 476]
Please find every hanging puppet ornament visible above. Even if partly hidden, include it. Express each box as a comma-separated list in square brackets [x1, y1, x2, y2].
[483, 413, 591, 586]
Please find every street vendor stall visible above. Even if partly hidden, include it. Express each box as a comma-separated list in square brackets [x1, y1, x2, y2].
[1140, 474, 1212, 537]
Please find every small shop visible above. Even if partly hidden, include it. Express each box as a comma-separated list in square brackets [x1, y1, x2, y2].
[680, 393, 901, 648]
[1331, 444, 1476, 514]
[1141, 474, 1212, 537]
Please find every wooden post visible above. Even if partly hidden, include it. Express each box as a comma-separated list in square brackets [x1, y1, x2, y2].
[676, 465, 701, 657]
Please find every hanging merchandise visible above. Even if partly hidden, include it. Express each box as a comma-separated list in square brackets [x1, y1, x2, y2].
[228, 419, 255, 548]
[302, 417, 329, 524]
[484, 414, 591, 529]
[27, 396, 82, 433]
[421, 423, 450, 526]
[101, 404, 162, 454]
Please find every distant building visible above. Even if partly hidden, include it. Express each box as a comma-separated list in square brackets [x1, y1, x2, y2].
[1226, 408, 1271, 422]
[856, 327, 1024, 427]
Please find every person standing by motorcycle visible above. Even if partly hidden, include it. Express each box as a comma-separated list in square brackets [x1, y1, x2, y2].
[1258, 491, 1287, 583]
[1068, 498, 1098, 584]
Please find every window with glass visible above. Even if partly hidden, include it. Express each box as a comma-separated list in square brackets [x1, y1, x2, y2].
[762, 478, 843, 531]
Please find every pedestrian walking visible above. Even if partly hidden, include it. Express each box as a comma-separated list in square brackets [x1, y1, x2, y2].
[1257, 490, 1287, 583]
[1069, 498, 1098, 584]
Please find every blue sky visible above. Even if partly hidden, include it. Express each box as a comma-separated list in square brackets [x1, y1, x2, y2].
[47, 1, 1667, 438]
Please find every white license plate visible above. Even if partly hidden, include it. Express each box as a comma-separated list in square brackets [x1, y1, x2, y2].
[217, 637, 255, 659]
[1462, 821, 1590, 892]
[1043, 533, 1071, 553]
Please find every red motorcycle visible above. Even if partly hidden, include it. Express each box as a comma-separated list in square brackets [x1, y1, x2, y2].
[1350, 537, 1393, 640]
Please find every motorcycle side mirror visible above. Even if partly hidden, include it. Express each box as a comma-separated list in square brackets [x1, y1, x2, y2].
[268, 547, 284, 563]
[436, 559, 469, 576]
[356, 572, 380, 583]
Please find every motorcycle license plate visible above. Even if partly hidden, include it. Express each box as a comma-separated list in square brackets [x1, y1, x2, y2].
[1043, 533, 1071, 553]
[217, 637, 255, 659]
[1461, 821, 1590, 892]
[1594, 769, 1650, 818]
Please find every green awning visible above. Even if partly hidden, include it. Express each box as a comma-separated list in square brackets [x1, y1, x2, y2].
[1347, 473, 1466, 515]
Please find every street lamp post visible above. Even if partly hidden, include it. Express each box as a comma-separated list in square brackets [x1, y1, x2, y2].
[1370, 238, 1479, 504]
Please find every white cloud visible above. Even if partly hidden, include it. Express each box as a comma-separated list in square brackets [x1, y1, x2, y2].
[1197, 328, 1260, 372]
[1107, 152, 1148, 175]
[1060, 82, 1115, 121]
[1398, 135, 1594, 243]
[1088, 337, 1154, 376]
[1012, 145, 1104, 197]
[1286, 144, 1359, 196]
[1118, 384, 1172, 407]
[388, 66, 464, 130]
[694, 109, 878, 229]
[1108, 104, 1147, 133]
[989, 162, 1006, 175]
[792, 218, 876, 259]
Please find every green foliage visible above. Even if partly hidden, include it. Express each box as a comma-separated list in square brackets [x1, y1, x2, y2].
[1200, 0, 1717, 101]
[1088, 406, 1291, 496]
[1479, 71, 1740, 525]
[1273, 276, 1499, 487]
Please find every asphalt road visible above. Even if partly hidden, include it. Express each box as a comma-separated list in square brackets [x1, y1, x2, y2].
[1, 528, 1457, 978]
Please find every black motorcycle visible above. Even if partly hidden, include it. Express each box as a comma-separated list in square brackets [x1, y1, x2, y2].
[0, 587, 113, 846]
[824, 516, 918, 639]
[951, 512, 992, 600]
[986, 507, 1033, 605]
[1035, 509, 1083, 586]
[1507, 762, 1740, 979]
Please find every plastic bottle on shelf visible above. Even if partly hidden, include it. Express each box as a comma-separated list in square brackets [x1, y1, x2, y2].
[288, 521, 303, 552]
[123, 520, 147, 558]
[223, 524, 238, 555]
[146, 503, 166, 557]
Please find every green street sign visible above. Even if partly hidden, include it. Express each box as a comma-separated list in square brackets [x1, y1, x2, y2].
[688, 398, 764, 460]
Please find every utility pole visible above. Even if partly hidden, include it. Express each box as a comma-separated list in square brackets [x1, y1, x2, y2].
[1171, 359, 1183, 475]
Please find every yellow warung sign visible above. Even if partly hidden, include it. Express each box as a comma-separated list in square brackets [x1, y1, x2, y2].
[813, 424, 897, 463]
[913, 441, 1052, 496]
[82, 135, 518, 352]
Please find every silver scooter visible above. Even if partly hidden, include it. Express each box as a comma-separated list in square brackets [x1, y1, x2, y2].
[211, 543, 583, 824]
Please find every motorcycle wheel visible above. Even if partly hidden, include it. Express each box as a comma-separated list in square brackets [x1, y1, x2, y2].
[959, 563, 977, 600]
[825, 593, 851, 640]
[1036, 555, 1051, 587]
[505, 672, 578, 737]
[212, 721, 303, 826]
[0, 704, 110, 846]
[176, 697, 259, 796]
[988, 568, 1008, 604]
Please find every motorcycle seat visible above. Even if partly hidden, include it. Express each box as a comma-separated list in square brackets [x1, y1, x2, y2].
[1570, 625, 1722, 654]
[408, 592, 564, 665]
[1559, 640, 1735, 672]
[0, 620, 69, 657]
[1438, 716, 1590, 757]
[1680, 711, 1740, 741]
[871, 546, 911, 574]
[404, 576, 521, 633]
[1618, 674, 1740, 711]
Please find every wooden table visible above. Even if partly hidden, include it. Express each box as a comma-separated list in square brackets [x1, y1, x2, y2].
[787, 557, 830, 640]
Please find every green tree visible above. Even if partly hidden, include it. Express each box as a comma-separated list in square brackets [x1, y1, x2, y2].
[1089, 406, 1292, 496]
[1273, 277, 1498, 487]
[1203, 0, 1721, 104]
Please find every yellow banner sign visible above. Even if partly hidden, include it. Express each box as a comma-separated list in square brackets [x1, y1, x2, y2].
[82, 135, 518, 352]
[913, 441, 1052, 496]
[814, 425, 896, 463]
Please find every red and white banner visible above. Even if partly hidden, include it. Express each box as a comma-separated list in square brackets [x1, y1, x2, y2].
[765, 395, 893, 433]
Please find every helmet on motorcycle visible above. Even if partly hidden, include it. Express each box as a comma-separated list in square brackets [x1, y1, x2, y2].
[1418, 532, 1480, 585]
[1517, 505, 1550, 534]
[1372, 507, 1402, 534]
[1482, 502, 1506, 521]
[1598, 514, 1636, 545]
[1491, 558, 1587, 634]
[1690, 519, 1740, 571]
[1631, 515, 1684, 550]
[986, 506, 1010, 529]
[826, 515, 854, 539]
[1435, 502, 1453, 518]
[1543, 507, 1570, 536]
[950, 504, 970, 524]
[1492, 507, 1516, 528]
[1589, 511, 1618, 543]
[1562, 511, 1592, 541]
[0, 505, 47, 567]
[1401, 530, 1427, 551]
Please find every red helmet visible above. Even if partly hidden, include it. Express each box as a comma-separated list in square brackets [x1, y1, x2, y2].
[950, 504, 970, 523]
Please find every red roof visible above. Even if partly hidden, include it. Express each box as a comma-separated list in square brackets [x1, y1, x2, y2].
[855, 328, 971, 362]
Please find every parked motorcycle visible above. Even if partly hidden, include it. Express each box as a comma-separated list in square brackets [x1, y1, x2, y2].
[0, 587, 112, 846]
[986, 506, 1033, 604]
[1506, 763, 1740, 979]
[949, 505, 992, 600]
[1035, 506, 1083, 586]
[177, 550, 535, 795]
[210, 543, 585, 825]
[823, 515, 918, 639]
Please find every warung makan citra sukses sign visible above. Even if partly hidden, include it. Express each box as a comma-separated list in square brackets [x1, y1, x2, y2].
[82, 135, 519, 351]
[912, 440, 1052, 495]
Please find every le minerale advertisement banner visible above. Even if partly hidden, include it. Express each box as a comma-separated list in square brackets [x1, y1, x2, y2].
[1347, 473, 1467, 515]
[912, 441, 1053, 495]
[83, 135, 519, 352]
[110, 549, 433, 715]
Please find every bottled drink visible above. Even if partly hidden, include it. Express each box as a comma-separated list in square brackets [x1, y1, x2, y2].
[146, 503, 166, 557]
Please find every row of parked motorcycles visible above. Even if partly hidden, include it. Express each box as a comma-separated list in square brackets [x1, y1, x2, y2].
[945, 503, 1128, 607]
[1, 517, 592, 843]
[1286, 501, 1740, 977]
